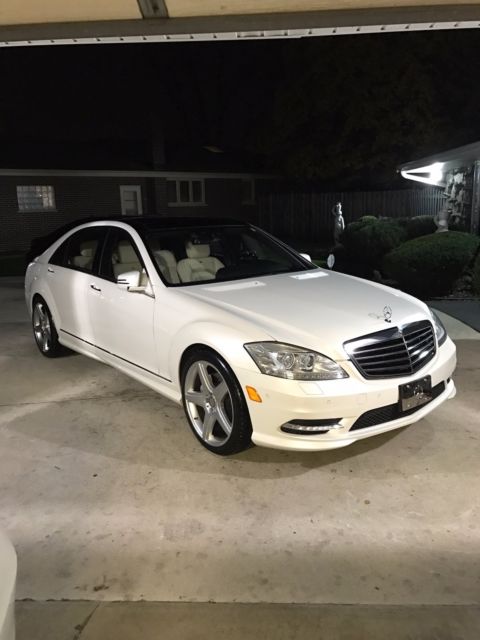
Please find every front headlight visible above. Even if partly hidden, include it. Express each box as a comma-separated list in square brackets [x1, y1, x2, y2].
[431, 310, 447, 346]
[244, 342, 349, 380]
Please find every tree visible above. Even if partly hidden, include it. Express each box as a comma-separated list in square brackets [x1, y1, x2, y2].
[247, 32, 479, 186]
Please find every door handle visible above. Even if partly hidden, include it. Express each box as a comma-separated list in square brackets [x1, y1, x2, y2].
[47, 267, 55, 274]
[90, 284, 101, 292]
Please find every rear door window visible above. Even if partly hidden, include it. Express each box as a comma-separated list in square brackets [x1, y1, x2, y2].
[63, 227, 106, 274]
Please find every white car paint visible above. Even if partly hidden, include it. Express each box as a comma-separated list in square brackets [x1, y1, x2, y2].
[25, 219, 457, 452]
[0, 531, 16, 640]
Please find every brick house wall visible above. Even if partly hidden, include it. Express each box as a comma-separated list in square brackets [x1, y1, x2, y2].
[0, 173, 266, 253]
[161, 178, 259, 222]
[0, 175, 149, 253]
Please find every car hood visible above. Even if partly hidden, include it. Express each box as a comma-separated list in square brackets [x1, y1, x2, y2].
[181, 269, 431, 361]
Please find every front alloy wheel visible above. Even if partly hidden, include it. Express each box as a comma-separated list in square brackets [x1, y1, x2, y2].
[182, 350, 252, 455]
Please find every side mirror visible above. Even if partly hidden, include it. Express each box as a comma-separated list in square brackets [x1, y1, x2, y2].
[327, 254, 335, 270]
[117, 270, 140, 288]
[299, 252, 312, 262]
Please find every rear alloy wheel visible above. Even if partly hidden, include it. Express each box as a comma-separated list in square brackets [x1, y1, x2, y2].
[32, 299, 63, 358]
[182, 349, 252, 455]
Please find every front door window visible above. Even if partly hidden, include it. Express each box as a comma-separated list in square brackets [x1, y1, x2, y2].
[100, 228, 144, 283]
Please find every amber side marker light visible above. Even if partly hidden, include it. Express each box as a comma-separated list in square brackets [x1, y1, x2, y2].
[246, 386, 262, 403]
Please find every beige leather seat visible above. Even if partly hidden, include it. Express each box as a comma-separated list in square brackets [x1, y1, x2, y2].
[177, 242, 224, 283]
[71, 248, 92, 269]
[71, 240, 97, 270]
[113, 241, 142, 278]
[155, 249, 180, 284]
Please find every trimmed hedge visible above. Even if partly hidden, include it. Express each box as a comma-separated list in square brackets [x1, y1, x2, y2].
[383, 231, 480, 298]
[406, 215, 437, 239]
[341, 218, 407, 268]
[357, 215, 378, 225]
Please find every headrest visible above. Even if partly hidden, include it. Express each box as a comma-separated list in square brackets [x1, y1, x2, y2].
[156, 249, 177, 266]
[80, 248, 93, 257]
[117, 241, 137, 263]
[186, 241, 210, 259]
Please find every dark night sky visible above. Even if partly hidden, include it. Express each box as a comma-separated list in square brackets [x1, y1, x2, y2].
[1, 29, 480, 187]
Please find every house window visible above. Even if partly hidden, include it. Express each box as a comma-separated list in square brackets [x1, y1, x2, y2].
[17, 185, 56, 212]
[167, 179, 205, 206]
[241, 179, 255, 205]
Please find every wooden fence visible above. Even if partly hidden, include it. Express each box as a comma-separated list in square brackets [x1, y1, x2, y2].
[258, 187, 445, 241]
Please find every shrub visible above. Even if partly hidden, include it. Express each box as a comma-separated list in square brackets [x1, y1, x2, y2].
[406, 215, 437, 239]
[383, 231, 480, 298]
[393, 216, 410, 228]
[331, 243, 376, 279]
[473, 251, 480, 295]
[341, 218, 407, 268]
[357, 215, 377, 224]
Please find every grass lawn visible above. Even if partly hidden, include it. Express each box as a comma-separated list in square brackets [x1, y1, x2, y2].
[0, 253, 26, 277]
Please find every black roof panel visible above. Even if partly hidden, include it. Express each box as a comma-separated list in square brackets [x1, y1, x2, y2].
[120, 216, 246, 230]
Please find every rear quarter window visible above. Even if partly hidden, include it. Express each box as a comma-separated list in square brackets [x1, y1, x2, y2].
[49, 240, 68, 267]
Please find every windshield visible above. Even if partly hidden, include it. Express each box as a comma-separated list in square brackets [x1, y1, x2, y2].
[142, 224, 315, 286]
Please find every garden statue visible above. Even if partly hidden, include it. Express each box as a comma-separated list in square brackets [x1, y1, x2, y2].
[332, 201, 345, 244]
[435, 204, 449, 232]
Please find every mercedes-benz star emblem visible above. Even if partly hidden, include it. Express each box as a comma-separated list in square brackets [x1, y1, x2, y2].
[383, 305, 393, 323]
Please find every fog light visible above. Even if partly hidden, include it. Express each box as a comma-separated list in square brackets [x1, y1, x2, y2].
[280, 419, 342, 435]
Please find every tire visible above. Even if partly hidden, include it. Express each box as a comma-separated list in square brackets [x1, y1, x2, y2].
[181, 348, 253, 455]
[32, 298, 64, 358]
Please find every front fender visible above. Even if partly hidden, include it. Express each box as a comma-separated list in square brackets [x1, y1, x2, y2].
[168, 321, 263, 388]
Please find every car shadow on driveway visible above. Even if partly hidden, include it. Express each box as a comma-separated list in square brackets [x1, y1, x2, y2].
[1, 343, 479, 606]
[236, 428, 406, 467]
[0, 389, 440, 483]
[2, 334, 477, 483]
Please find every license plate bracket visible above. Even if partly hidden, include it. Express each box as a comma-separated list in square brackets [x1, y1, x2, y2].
[399, 375, 432, 412]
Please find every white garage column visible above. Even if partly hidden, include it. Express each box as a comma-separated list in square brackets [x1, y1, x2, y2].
[0, 530, 16, 640]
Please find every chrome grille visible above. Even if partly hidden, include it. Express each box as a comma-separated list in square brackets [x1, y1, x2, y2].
[344, 320, 436, 379]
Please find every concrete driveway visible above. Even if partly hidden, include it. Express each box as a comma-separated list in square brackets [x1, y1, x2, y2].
[1, 277, 479, 638]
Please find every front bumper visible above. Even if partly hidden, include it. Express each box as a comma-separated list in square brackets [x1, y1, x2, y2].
[236, 337, 457, 451]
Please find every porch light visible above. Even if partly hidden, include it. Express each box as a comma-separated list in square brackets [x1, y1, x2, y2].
[400, 162, 445, 186]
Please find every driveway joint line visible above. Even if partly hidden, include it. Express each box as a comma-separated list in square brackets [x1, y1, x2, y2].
[0, 393, 158, 408]
[72, 602, 101, 640]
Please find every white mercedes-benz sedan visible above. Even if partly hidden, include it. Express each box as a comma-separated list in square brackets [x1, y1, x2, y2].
[25, 217, 456, 455]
